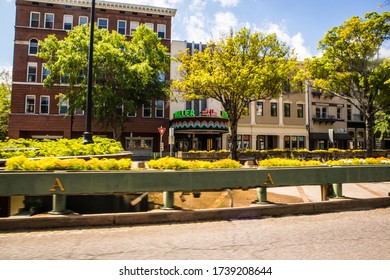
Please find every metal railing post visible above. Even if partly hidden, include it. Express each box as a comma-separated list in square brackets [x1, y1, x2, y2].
[49, 194, 68, 215]
[256, 187, 269, 204]
[163, 191, 174, 209]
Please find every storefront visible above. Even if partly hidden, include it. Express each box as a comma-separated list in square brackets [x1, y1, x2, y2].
[170, 109, 229, 152]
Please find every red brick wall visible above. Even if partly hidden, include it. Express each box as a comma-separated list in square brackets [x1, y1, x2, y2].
[10, 0, 174, 151]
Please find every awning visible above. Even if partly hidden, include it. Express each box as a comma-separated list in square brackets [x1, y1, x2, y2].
[310, 133, 352, 141]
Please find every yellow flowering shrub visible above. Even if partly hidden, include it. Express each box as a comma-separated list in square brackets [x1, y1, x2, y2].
[5, 156, 132, 171]
[147, 157, 241, 170]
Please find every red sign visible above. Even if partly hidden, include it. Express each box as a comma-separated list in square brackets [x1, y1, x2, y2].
[158, 127, 166, 136]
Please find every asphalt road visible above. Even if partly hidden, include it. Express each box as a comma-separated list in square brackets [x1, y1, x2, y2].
[1, 207, 390, 260]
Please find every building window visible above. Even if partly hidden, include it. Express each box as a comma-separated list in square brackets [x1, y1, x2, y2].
[127, 109, 137, 118]
[30, 12, 40, 28]
[117, 20, 126, 35]
[44, 13, 54, 29]
[75, 108, 84, 115]
[271, 102, 278, 117]
[316, 107, 328, 118]
[130, 21, 139, 35]
[155, 100, 164, 118]
[40, 96, 50, 114]
[256, 101, 263, 116]
[63, 15, 73, 30]
[297, 104, 304, 118]
[41, 65, 50, 82]
[25, 95, 36, 114]
[142, 101, 152, 118]
[59, 97, 68, 115]
[347, 105, 352, 121]
[186, 99, 207, 116]
[79, 16, 88, 25]
[257, 135, 265, 150]
[27, 63, 37, 83]
[145, 22, 154, 31]
[98, 18, 108, 29]
[60, 73, 70, 84]
[157, 24, 166, 39]
[28, 39, 39, 55]
[337, 107, 342, 119]
[284, 103, 291, 118]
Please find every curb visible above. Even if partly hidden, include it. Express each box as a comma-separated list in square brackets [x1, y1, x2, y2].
[1, 197, 390, 231]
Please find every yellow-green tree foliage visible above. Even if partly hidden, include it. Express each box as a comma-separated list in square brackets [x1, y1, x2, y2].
[173, 28, 300, 160]
[306, 12, 390, 156]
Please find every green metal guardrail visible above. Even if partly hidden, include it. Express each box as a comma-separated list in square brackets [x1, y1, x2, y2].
[1, 165, 390, 214]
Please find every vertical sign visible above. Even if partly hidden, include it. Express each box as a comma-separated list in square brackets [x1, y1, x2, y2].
[158, 126, 166, 158]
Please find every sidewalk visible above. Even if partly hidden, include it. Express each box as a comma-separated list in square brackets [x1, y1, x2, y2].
[268, 182, 390, 202]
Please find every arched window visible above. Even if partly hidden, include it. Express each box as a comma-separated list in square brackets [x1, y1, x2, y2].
[29, 39, 39, 55]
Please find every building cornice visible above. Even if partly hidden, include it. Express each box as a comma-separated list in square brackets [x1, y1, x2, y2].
[23, 0, 177, 16]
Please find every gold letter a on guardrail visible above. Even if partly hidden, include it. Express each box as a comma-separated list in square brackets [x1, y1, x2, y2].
[49, 178, 65, 192]
[263, 173, 275, 186]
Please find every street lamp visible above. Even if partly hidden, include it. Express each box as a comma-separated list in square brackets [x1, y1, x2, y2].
[83, 0, 96, 144]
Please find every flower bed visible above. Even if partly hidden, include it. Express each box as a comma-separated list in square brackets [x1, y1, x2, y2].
[147, 157, 242, 170]
[0, 137, 124, 159]
[5, 156, 132, 171]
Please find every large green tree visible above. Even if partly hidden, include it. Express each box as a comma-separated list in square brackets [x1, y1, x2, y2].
[0, 69, 11, 140]
[173, 28, 299, 159]
[305, 12, 390, 156]
[38, 24, 170, 140]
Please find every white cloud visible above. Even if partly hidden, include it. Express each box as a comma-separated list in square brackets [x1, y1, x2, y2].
[211, 12, 238, 38]
[248, 21, 312, 61]
[189, 0, 207, 10]
[213, 0, 240, 8]
[183, 13, 209, 43]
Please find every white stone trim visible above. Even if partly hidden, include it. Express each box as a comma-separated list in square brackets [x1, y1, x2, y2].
[24, 0, 177, 16]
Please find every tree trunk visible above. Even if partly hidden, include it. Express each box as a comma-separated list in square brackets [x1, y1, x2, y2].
[229, 119, 239, 161]
[365, 113, 375, 157]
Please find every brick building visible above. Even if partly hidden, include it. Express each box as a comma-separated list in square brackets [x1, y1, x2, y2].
[10, 0, 176, 157]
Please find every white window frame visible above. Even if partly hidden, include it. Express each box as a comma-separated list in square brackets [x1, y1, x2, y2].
[30, 12, 40, 28]
[59, 97, 68, 115]
[28, 38, 39, 56]
[27, 62, 37, 83]
[75, 108, 84, 115]
[145, 22, 154, 31]
[130, 21, 139, 35]
[256, 101, 264, 116]
[117, 20, 127, 35]
[44, 13, 54, 29]
[155, 100, 164, 118]
[97, 18, 108, 29]
[142, 101, 152, 118]
[25, 95, 36, 114]
[79, 16, 88, 25]
[40, 96, 50, 115]
[41, 64, 50, 83]
[157, 24, 166, 39]
[63, 15, 73, 30]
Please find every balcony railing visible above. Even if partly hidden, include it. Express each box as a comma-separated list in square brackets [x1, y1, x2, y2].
[312, 114, 337, 123]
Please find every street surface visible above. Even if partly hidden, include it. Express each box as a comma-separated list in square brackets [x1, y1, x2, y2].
[1, 208, 390, 260]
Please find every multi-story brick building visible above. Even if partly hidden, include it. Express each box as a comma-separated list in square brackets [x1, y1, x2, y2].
[10, 0, 176, 157]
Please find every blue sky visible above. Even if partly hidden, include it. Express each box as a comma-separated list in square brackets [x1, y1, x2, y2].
[0, 0, 388, 70]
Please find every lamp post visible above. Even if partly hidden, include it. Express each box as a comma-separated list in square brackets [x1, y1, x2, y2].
[83, 0, 96, 144]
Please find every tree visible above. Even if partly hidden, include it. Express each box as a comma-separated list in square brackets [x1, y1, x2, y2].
[38, 24, 170, 140]
[374, 58, 390, 139]
[0, 69, 11, 140]
[305, 12, 390, 156]
[173, 28, 299, 160]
